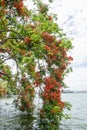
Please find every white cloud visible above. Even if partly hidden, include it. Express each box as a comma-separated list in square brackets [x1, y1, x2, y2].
[72, 37, 87, 65]
[65, 67, 87, 90]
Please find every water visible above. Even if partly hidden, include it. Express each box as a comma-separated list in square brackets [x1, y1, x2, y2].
[0, 96, 34, 130]
[0, 93, 87, 130]
[60, 93, 87, 130]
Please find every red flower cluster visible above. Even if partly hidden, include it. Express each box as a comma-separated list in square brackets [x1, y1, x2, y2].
[68, 56, 73, 61]
[34, 72, 42, 87]
[13, 1, 23, 9]
[0, 0, 5, 6]
[40, 75, 65, 116]
[58, 101, 65, 109]
[41, 32, 55, 44]
[24, 37, 31, 43]
[54, 68, 63, 80]
[41, 76, 62, 103]
[13, 0, 24, 15]
[16, 84, 34, 112]
[25, 85, 35, 96]
[44, 43, 60, 63]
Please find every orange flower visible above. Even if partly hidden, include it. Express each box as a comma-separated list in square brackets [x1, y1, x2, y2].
[24, 37, 31, 43]
[50, 109, 55, 114]
[19, 1, 23, 8]
[25, 85, 32, 90]
[68, 56, 73, 61]
[58, 101, 65, 109]
[19, 105, 25, 111]
[48, 15, 52, 20]
[44, 45, 51, 50]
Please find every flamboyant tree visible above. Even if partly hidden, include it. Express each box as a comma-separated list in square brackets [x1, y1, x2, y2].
[0, 0, 73, 129]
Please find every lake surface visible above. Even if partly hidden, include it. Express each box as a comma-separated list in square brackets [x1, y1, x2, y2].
[61, 93, 87, 130]
[0, 93, 87, 130]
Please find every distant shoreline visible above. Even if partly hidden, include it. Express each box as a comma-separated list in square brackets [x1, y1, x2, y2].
[63, 90, 87, 93]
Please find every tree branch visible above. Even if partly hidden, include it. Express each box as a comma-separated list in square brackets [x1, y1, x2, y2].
[0, 56, 13, 64]
[0, 29, 24, 45]
[0, 37, 23, 45]
[0, 71, 11, 78]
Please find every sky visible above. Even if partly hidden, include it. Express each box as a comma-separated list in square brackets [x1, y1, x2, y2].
[25, 0, 87, 90]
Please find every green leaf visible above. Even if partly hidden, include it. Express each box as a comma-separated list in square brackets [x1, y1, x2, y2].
[52, 106, 60, 111]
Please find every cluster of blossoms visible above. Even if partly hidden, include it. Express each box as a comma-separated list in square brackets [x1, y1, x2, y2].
[41, 76, 63, 105]
[0, 0, 25, 16]
[17, 85, 35, 112]
[14, 75, 35, 112]
[13, 0, 24, 15]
